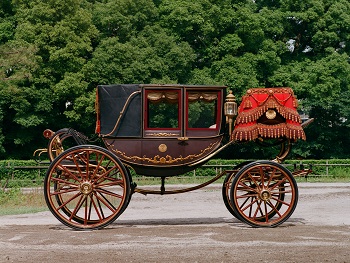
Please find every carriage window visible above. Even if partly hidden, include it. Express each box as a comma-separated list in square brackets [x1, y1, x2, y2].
[146, 90, 180, 129]
[187, 92, 218, 129]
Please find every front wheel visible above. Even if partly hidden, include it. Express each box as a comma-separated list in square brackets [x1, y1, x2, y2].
[44, 145, 131, 230]
[230, 161, 298, 227]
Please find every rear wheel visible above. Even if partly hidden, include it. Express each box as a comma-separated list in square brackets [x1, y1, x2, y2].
[230, 161, 298, 227]
[44, 145, 131, 230]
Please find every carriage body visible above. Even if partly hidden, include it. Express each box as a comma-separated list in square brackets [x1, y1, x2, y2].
[96, 84, 227, 177]
[42, 84, 311, 230]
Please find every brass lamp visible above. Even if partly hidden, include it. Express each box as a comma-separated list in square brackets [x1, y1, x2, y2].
[224, 90, 237, 136]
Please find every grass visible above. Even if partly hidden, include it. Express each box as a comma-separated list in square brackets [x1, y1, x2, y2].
[0, 188, 47, 216]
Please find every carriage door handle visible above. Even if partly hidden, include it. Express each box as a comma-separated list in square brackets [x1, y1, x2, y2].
[177, 137, 189, 145]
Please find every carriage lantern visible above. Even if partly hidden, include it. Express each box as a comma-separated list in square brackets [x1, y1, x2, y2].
[224, 90, 237, 135]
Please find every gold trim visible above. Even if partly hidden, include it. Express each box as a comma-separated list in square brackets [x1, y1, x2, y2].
[106, 142, 217, 165]
[266, 109, 277, 120]
[232, 123, 306, 141]
[148, 132, 178, 137]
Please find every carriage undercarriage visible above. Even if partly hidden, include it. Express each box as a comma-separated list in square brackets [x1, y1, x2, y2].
[40, 84, 312, 230]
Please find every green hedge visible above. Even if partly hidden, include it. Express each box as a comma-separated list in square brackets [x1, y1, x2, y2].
[0, 160, 47, 188]
[1, 159, 350, 188]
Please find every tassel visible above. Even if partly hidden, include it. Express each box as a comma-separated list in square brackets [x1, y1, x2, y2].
[244, 99, 252, 109]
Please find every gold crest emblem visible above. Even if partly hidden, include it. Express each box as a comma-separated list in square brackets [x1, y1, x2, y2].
[158, 144, 167, 152]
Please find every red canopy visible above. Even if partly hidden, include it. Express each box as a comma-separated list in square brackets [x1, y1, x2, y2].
[232, 88, 306, 141]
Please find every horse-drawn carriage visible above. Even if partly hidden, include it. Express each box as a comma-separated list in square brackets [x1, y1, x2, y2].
[41, 84, 311, 230]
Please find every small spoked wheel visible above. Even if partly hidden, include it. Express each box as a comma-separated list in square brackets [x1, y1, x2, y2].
[229, 160, 298, 227]
[44, 145, 131, 230]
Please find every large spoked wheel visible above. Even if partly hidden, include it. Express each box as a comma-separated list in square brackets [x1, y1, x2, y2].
[229, 161, 298, 227]
[44, 145, 131, 230]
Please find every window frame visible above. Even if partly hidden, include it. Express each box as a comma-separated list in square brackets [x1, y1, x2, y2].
[144, 89, 182, 131]
[185, 90, 221, 132]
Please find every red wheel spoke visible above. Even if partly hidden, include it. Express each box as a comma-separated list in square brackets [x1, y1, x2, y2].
[237, 181, 258, 193]
[90, 196, 104, 220]
[240, 196, 258, 212]
[97, 191, 119, 211]
[50, 176, 80, 186]
[95, 194, 106, 219]
[271, 189, 292, 195]
[260, 170, 265, 184]
[85, 151, 91, 179]
[93, 192, 117, 214]
[57, 164, 82, 182]
[72, 153, 84, 177]
[94, 165, 120, 184]
[264, 201, 269, 222]
[68, 195, 85, 222]
[246, 171, 260, 189]
[56, 192, 81, 211]
[51, 187, 78, 196]
[266, 200, 282, 218]
[270, 196, 291, 207]
[97, 178, 124, 188]
[252, 200, 264, 219]
[236, 193, 256, 199]
[266, 168, 275, 186]
[270, 177, 288, 191]
[87, 197, 94, 221]
[91, 154, 106, 179]
[95, 187, 123, 199]
[249, 197, 257, 218]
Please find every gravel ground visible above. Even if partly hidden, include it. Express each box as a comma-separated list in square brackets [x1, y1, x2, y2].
[0, 182, 349, 263]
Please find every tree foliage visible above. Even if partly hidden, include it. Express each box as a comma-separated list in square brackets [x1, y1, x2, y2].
[0, 0, 350, 159]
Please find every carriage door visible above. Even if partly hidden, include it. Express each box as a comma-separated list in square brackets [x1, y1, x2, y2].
[183, 89, 223, 160]
[185, 90, 221, 137]
[143, 88, 186, 165]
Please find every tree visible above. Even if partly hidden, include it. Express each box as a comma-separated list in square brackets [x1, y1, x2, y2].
[0, 0, 98, 158]
[83, 25, 195, 85]
[0, 0, 350, 159]
[266, 0, 350, 158]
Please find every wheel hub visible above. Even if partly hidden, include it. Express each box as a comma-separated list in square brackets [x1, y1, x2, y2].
[259, 189, 271, 201]
[80, 181, 93, 195]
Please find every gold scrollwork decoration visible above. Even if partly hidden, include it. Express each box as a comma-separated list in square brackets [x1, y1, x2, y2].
[148, 133, 178, 137]
[106, 142, 217, 165]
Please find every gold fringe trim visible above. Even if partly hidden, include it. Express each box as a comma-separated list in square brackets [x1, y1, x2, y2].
[232, 123, 306, 141]
[235, 97, 301, 124]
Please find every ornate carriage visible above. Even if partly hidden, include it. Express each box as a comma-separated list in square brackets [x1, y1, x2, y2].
[42, 84, 311, 230]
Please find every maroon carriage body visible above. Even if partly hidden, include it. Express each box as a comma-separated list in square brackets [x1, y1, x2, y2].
[95, 84, 227, 176]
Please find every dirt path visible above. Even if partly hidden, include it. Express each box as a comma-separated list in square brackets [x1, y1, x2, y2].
[0, 183, 349, 263]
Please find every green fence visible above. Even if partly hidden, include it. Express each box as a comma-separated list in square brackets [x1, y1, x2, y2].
[0, 159, 350, 189]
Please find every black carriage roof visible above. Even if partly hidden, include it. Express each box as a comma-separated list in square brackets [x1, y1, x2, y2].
[97, 83, 227, 90]
[96, 84, 227, 137]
